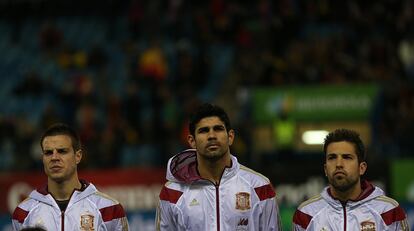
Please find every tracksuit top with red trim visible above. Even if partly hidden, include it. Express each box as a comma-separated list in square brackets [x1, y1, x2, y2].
[12, 180, 129, 231]
[156, 149, 282, 231]
[293, 180, 410, 231]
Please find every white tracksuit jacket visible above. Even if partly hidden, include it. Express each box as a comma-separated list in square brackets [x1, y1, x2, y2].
[293, 180, 410, 231]
[12, 180, 129, 231]
[155, 149, 282, 231]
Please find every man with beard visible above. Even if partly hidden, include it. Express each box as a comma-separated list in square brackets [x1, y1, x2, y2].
[12, 123, 129, 231]
[156, 103, 282, 230]
[293, 128, 409, 231]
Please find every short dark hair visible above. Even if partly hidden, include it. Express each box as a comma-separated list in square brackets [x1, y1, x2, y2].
[323, 128, 365, 162]
[189, 103, 231, 136]
[40, 123, 81, 152]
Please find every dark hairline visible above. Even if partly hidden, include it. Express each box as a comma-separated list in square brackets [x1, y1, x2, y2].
[188, 103, 231, 137]
[40, 123, 81, 152]
[323, 128, 365, 163]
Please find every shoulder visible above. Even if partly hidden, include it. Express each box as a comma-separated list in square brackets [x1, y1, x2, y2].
[238, 164, 271, 186]
[238, 165, 276, 201]
[14, 190, 42, 212]
[94, 191, 120, 204]
[297, 194, 325, 213]
[82, 183, 121, 208]
[12, 196, 37, 223]
[158, 181, 185, 204]
[293, 195, 325, 228]
[370, 195, 407, 225]
[370, 195, 402, 212]
[89, 190, 127, 222]
[373, 195, 399, 206]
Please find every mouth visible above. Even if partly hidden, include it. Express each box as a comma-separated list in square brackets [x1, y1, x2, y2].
[206, 143, 220, 149]
[50, 166, 63, 171]
[334, 171, 346, 176]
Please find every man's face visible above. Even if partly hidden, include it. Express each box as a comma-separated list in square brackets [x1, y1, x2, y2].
[324, 141, 367, 192]
[188, 116, 234, 161]
[42, 135, 81, 183]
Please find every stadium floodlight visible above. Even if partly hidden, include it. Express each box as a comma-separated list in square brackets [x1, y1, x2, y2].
[302, 130, 329, 145]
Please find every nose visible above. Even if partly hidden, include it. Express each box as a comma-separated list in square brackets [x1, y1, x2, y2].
[51, 149, 60, 160]
[335, 157, 344, 168]
[207, 130, 217, 139]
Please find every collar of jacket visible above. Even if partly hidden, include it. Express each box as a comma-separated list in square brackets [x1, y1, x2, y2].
[167, 149, 239, 184]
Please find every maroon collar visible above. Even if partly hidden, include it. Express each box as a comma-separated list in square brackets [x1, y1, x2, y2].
[37, 179, 90, 195]
[328, 180, 375, 202]
[170, 150, 202, 184]
[354, 180, 375, 201]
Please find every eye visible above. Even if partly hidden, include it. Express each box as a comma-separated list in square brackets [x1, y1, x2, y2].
[57, 148, 68, 154]
[44, 150, 53, 156]
[197, 127, 209, 134]
[343, 154, 353, 159]
[213, 125, 226, 131]
[327, 154, 336, 160]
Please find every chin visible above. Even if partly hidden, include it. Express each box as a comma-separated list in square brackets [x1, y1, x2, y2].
[49, 174, 66, 183]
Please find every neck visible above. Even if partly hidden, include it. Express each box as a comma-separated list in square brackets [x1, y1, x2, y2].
[48, 176, 81, 200]
[330, 181, 362, 202]
[197, 153, 232, 184]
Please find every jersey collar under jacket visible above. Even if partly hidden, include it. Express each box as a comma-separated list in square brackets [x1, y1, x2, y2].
[321, 180, 384, 209]
[166, 149, 239, 184]
[30, 179, 97, 208]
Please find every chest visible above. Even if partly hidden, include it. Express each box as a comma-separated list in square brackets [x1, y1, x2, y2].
[26, 202, 104, 231]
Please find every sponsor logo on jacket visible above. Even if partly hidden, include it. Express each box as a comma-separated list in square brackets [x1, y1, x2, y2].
[235, 192, 250, 210]
[360, 220, 376, 231]
[236, 218, 248, 231]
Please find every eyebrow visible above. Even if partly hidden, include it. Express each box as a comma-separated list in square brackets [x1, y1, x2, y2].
[43, 147, 70, 153]
[327, 153, 355, 157]
[197, 124, 226, 132]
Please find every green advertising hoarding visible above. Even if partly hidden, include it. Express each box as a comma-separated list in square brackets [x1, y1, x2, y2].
[252, 84, 379, 124]
[391, 159, 414, 202]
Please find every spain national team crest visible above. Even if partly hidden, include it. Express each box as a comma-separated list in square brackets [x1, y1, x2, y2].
[80, 214, 95, 231]
[360, 221, 376, 231]
[235, 192, 251, 210]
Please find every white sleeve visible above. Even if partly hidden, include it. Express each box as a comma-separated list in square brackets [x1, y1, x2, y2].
[156, 199, 181, 231]
[259, 196, 283, 231]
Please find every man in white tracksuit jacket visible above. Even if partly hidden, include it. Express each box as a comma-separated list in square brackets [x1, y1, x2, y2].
[11, 123, 129, 231]
[293, 180, 409, 230]
[12, 180, 129, 231]
[156, 103, 282, 231]
[293, 128, 409, 231]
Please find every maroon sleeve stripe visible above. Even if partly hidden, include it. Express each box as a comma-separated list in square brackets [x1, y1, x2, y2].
[99, 204, 126, 222]
[381, 205, 407, 225]
[12, 207, 29, 223]
[293, 209, 312, 229]
[159, 186, 183, 204]
[254, 184, 276, 201]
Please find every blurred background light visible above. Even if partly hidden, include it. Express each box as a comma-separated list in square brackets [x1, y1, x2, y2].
[302, 130, 328, 145]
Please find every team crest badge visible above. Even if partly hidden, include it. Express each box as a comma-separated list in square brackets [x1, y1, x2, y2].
[360, 221, 376, 231]
[80, 214, 95, 231]
[235, 192, 251, 210]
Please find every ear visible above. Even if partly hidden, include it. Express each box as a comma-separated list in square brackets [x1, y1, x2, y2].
[324, 163, 327, 177]
[75, 150, 82, 165]
[228, 129, 235, 146]
[187, 134, 196, 149]
[359, 161, 367, 176]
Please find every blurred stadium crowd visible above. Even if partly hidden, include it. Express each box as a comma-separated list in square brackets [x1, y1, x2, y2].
[0, 0, 413, 172]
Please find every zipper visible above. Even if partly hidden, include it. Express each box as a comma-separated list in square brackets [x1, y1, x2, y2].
[342, 204, 346, 231]
[61, 211, 64, 231]
[215, 184, 220, 231]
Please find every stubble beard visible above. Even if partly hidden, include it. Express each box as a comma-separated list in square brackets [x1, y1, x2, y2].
[201, 147, 227, 162]
[329, 175, 359, 192]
